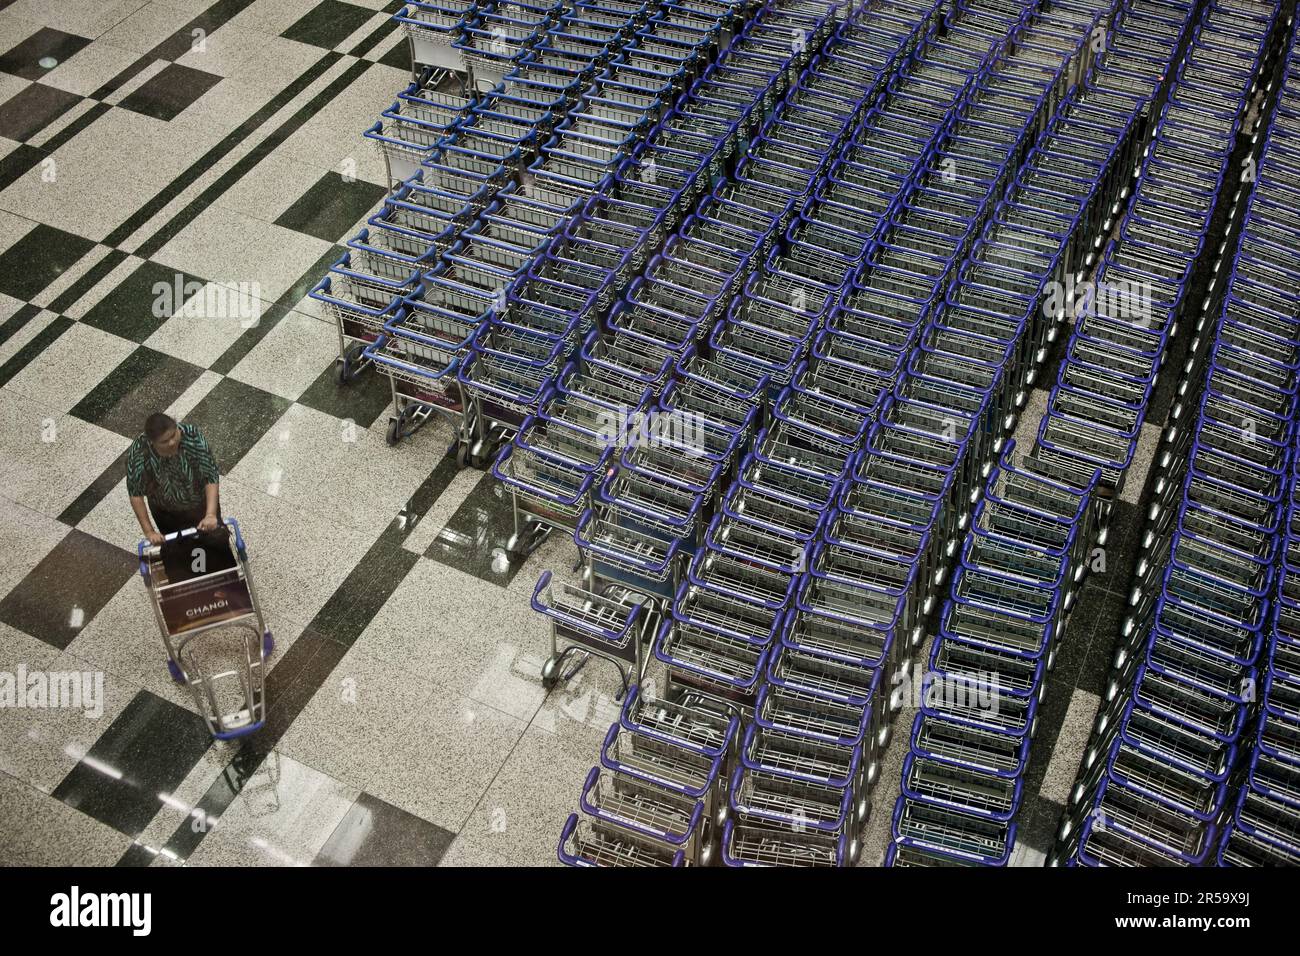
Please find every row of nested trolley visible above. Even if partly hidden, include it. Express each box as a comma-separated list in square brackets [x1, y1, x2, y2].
[889, 0, 1293, 867]
[1052, 8, 1300, 868]
[546, 0, 948, 865]
[312, 0, 1300, 866]
[314, 0, 763, 462]
[542, 0, 1128, 866]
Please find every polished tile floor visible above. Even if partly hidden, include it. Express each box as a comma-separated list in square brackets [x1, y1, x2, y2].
[0, 0, 1137, 867]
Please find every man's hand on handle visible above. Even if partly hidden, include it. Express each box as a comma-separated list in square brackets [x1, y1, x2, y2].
[146, 530, 164, 546]
[198, 514, 219, 533]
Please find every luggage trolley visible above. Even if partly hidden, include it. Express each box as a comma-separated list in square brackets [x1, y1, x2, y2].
[138, 519, 273, 739]
[365, 70, 479, 185]
[396, 2, 480, 78]
[532, 569, 659, 697]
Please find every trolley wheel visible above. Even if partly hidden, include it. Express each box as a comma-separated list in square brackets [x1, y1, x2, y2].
[263, 631, 275, 659]
[166, 659, 184, 684]
[541, 656, 561, 690]
[1059, 817, 1074, 842]
[856, 795, 871, 828]
[386, 410, 413, 446]
[337, 343, 367, 385]
[473, 433, 508, 470]
[505, 532, 528, 565]
[455, 443, 471, 469]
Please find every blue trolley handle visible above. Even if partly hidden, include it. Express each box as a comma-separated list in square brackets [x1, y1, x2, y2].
[617, 684, 738, 758]
[599, 724, 718, 798]
[530, 569, 643, 639]
[579, 766, 703, 843]
[138, 517, 245, 575]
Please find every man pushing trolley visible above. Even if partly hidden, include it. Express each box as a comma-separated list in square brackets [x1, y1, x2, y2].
[128, 412, 273, 739]
[137, 518, 274, 739]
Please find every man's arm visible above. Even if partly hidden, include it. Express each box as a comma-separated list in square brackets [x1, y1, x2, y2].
[199, 482, 220, 531]
[125, 440, 162, 544]
[131, 496, 163, 545]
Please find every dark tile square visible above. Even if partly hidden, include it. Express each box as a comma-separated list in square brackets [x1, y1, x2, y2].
[0, 142, 46, 192]
[296, 358, 393, 430]
[0, 81, 82, 141]
[378, 38, 409, 71]
[183, 376, 292, 472]
[79, 259, 206, 342]
[0, 315, 71, 389]
[281, 0, 377, 49]
[1101, 499, 1142, 591]
[59, 449, 130, 528]
[0, 303, 41, 349]
[1078, 620, 1120, 698]
[1084, 588, 1127, 656]
[1016, 795, 1066, 856]
[0, 528, 137, 650]
[1068, 582, 1124, 646]
[274, 171, 385, 243]
[119, 63, 222, 121]
[0, 223, 95, 300]
[315, 792, 455, 866]
[0, 27, 92, 81]
[1050, 614, 1090, 691]
[52, 690, 213, 837]
[425, 475, 524, 587]
[308, 527, 417, 647]
[1021, 675, 1075, 797]
[69, 346, 205, 438]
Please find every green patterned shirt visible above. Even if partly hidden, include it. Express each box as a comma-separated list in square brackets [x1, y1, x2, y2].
[125, 423, 220, 510]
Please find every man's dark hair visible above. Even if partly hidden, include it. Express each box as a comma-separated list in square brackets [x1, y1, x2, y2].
[145, 412, 178, 442]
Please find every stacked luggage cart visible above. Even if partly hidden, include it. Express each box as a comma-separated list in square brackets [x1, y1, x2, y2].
[885, 0, 1258, 867]
[545, 0, 1128, 866]
[558, 685, 740, 865]
[716, 0, 1117, 867]
[315, 0, 756, 452]
[1054, 10, 1300, 867]
[309, 0, 1300, 868]
[545, 0, 951, 865]
[499, 0, 889, 579]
